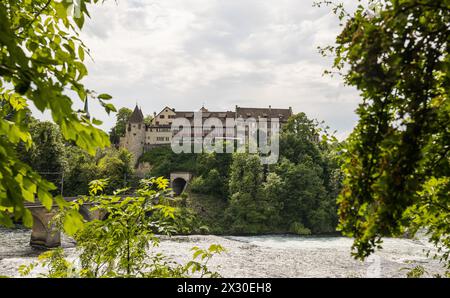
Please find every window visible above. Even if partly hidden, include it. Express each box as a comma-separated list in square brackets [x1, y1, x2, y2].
[160, 115, 165, 119]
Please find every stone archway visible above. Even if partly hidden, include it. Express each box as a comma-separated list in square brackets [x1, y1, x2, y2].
[172, 177, 187, 195]
[170, 172, 192, 196]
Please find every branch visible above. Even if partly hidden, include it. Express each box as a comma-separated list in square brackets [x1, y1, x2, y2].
[13, 0, 52, 32]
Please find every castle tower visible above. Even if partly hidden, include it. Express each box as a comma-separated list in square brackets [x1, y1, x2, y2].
[123, 105, 145, 163]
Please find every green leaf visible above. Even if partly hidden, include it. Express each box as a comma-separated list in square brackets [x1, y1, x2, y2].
[98, 93, 112, 100]
[63, 210, 84, 236]
[23, 209, 33, 228]
[38, 188, 53, 211]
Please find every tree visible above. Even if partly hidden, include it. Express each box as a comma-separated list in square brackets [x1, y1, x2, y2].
[276, 112, 340, 233]
[97, 148, 135, 193]
[19, 177, 225, 278]
[273, 156, 334, 234]
[63, 146, 97, 196]
[144, 114, 153, 126]
[109, 107, 132, 145]
[0, 0, 113, 229]
[18, 120, 66, 191]
[225, 153, 279, 233]
[321, 0, 450, 269]
[228, 153, 263, 198]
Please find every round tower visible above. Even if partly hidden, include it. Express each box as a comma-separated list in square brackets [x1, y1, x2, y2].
[124, 105, 145, 163]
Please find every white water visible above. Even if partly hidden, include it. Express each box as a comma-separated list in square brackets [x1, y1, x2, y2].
[0, 227, 445, 277]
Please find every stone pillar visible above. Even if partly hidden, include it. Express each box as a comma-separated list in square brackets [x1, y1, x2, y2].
[30, 208, 61, 248]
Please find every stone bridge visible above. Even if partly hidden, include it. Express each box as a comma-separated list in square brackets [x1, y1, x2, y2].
[170, 172, 193, 196]
[25, 198, 106, 248]
[24, 173, 193, 248]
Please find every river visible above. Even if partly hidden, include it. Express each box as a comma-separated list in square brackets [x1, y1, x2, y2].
[0, 226, 445, 277]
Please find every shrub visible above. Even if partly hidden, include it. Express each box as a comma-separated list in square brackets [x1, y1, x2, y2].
[289, 222, 311, 235]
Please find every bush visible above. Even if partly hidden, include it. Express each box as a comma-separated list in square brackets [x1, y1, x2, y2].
[289, 222, 311, 235]
[18, 177, 225, 278]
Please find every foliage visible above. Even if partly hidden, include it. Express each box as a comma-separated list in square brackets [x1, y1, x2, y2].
[279, 112, 322, 164]
[19, 248, 76, 278]
[20, 177, 224, 278]
[140, 146, 232, 197]
[65, 147, 135, 196]
[144, 114, 154, 126]
[182, 192, 229, 235]
[194, 152, 232, 197]
[18, 119, 66, 192]
[163, 111, 341, 235]
[401, 265, 427, 278]
[96, 148, 135, 194]
[186, 244, 226, 278]
[402, 177, 450, 272]
[62, 146, 97, 196]
[140, 146, 197, 177]
[15, 118, 136, 197]
[320, 0, 450, 270]
[272, 156, 337, 234]
[72, 178, 175, 277]
[109, 107, 132, 145]
[289, 222, 311, 236]
[225, 153, 283, 234]
[0, 0, 113, 228]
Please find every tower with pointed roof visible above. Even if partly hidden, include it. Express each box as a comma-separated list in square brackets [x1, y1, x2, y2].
[120, 105, 146, 163]
[119, 104, 293, 168]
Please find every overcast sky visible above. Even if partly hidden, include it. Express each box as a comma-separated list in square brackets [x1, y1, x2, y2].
[34, 0, 361, 140]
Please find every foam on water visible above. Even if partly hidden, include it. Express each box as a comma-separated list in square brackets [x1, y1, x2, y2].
[0, 227, 445, 277]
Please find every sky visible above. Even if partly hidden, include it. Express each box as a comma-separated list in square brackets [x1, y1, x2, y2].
[34, 0, 362, 140]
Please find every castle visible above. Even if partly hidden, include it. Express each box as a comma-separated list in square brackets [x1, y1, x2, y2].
[119, 105, 293, 162]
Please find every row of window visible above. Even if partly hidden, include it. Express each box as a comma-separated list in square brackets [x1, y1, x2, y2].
[156, 137, 170, 142]
[159, 115, 176, 119]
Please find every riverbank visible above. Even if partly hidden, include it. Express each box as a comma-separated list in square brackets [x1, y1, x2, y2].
[0, 227, 445, 277]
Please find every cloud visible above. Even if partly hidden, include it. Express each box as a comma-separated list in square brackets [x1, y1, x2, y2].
[40, 0, 361, 140]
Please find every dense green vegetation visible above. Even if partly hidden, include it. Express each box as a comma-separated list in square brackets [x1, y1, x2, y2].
[319, 0, 450, 274]
[109, 107, 132, 145]
[19, 177, 224, 278]
[17, 117, 136, 197]
[0, 0, 113, 229]
[2, 0, 449, 279]
[140, 112, 341, 235]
